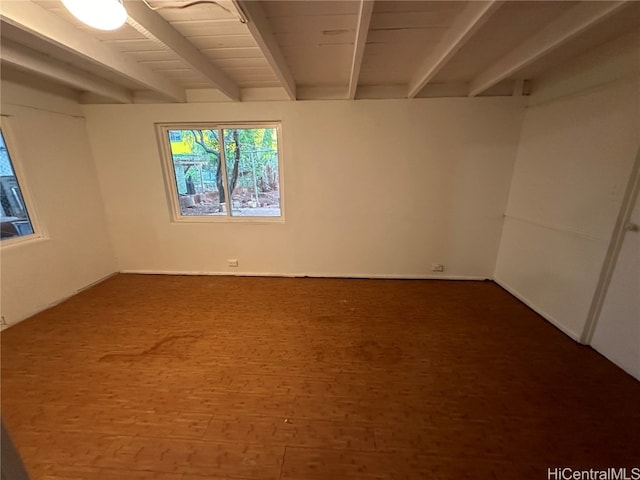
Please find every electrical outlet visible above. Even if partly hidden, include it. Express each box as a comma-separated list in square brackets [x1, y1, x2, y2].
[227, 259, 239, 267]
[431, 263, 444, 272]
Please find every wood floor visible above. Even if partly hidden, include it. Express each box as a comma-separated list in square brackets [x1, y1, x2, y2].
[1, 274, 639, 480]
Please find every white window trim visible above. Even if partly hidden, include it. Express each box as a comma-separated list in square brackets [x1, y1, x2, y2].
[155, 122, 285, 224]
[0, 117, 46, 248]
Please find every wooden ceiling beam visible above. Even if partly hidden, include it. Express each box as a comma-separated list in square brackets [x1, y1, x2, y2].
[0, 0, 185, 102]
[348, 0, 374, 100]
[123, 0, 240, 101]
[233, 0, 296, 100]
[408, 0, 502, 99]
[468, 0, 630, 96]
[0, 39, 133, 104]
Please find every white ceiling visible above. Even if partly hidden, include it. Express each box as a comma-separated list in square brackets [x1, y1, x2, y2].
[0, 0, 638, 103]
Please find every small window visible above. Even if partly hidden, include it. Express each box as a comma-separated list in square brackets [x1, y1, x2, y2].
[157, 123, 283, 220]
[0, 129, 36, 240]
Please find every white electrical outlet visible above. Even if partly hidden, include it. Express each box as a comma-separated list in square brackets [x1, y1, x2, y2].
[227, 259, 239, 267]
[431, 263, 444, 272]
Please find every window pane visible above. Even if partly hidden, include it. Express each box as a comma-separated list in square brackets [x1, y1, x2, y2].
[223, 128, 281, 217]
[0, 130, 35, 240]
[167, 129, 227, 216]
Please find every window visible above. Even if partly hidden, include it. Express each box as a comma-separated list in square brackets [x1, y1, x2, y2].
[157, 123, 283, 220]
[0, 129, 36, 241]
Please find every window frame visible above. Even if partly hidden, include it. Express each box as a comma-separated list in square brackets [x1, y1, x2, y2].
[156, 122, 285, 224]
[0, 118, 44, 248]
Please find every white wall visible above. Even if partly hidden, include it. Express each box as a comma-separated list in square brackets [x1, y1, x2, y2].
[0, 81, 116, 326]
[591, 192, 640, 379]
[83, 97, 525, 278]
[494, 33, 640, 340]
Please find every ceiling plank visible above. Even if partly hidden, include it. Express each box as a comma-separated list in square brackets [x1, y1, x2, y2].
[407, 0, 502, 98]
[123, 0, 240, 101]
[0, 0, 185, 102]
[233, 0, 296, 100]
[348, 0, 374, 100]
[0, 39, 133, 104]
[468, 0, 630, 96]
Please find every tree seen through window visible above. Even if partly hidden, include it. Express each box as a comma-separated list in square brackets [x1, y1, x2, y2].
[166, 126, 281, 218]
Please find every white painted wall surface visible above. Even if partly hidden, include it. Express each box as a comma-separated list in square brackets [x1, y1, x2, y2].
[83, 97, 524, 278]
[591, 192, 640, 380]
[0, 81, 116, 326]
[495, 78, 640, 339]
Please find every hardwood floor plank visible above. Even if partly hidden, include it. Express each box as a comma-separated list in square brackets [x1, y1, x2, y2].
[92, 436, 284, 479]
[373, 421, 506, 459]
[280, 447, 546, 480]
[203, 414, 376, 450]
[33, 464, 182, 480]
[291, 395, 422, 424]
[3, 404, 212, 440]
[7, 431, 118, 478]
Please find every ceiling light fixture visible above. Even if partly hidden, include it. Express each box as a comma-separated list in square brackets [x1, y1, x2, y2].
[61, 0, 128, 31]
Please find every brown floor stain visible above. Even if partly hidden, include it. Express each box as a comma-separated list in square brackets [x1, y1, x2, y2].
[98, 334, 200, 362]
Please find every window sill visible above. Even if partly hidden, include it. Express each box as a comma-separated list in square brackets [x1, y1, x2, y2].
[171, 215, 285, 225]
[0, 233, 47, 250]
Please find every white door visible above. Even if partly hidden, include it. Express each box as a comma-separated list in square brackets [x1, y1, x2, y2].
[591, 192, 640, 379]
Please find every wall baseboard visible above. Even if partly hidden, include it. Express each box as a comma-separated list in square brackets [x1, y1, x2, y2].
[119, 269, 489, 281]
[493, 277, 581, 342]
